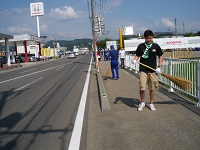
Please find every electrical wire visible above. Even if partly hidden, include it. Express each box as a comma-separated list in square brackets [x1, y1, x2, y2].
[87, 0, 92, 23]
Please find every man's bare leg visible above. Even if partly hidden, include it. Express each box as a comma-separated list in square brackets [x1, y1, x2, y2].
[140, 90, 145, 102]
[149, 90, 155, 104]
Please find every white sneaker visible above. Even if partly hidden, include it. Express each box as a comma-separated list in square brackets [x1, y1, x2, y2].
[150, 104, 156, 111]
[138, 102, 145, 111]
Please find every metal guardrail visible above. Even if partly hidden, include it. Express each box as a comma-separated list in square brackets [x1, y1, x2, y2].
[125, 55, 200, 107]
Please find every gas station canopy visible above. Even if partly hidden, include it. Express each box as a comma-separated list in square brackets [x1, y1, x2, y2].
[0, 33, 13, 40]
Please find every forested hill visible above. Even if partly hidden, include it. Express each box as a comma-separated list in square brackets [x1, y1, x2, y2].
[44, 38, 93, 50]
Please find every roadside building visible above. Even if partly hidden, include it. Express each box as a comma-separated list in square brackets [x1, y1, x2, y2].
[0, 33, 13, 66]
[0, 34, 46, 63]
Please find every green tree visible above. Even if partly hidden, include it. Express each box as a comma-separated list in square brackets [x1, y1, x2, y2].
[97, 38, 112, 49]
[196, 31, 200, 36]
[184, 32, 196, 37]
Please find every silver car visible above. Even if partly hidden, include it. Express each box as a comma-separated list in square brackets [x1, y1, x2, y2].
[67, 52, 76, 59]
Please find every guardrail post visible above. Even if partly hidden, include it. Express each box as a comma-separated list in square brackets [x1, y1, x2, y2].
[197, 60, 200, 108]
[129, 55, 132, 70]
[168, 58, 174, 92]
[125, 55, 128, 68]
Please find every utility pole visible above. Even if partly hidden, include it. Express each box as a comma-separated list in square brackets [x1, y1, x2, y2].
[183, 22, 185, 35]
[91, 0, 98, 69]
[174, 17, 177, 37]
[53, 35, 56, 58]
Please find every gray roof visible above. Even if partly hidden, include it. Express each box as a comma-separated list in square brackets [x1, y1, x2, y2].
[123, 34, 139, 38]
[0, 33, 13, 40]
[154, 32, 174, 36]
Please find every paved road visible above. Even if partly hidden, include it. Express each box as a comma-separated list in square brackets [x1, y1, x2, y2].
[0, 54, 91, 150]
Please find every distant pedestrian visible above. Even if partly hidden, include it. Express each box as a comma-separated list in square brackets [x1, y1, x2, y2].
[107, 49, 110, 61]
[131, 29, 163, 111]
[93, 51, 96, 62]
[109, 45, 119, 79]
[97, 49, 101, 61]
[104, 49, 108, 61]
[119, 47, 126, 69]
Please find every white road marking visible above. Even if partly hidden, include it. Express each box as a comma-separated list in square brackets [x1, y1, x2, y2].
[21, 68, 36, 73]
[0, 65, 63, 84]
[0, 55, 87, 84]
[14, 77, 43, 92]
[68, 56, 84, 64]
[56, 66, 64, 71]
[45, 63, 51, 66]
[68, 56, 92, 150]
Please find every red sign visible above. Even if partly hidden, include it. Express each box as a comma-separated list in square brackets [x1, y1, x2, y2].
[167, 41, 182, 45]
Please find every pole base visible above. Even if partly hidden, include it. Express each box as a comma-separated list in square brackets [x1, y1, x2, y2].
[168, 87, 174, 92]
[196, 102, 200, 108]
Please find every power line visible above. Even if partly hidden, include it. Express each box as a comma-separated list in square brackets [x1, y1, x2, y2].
[98, 0, 106, 18]
[99, 0, 102, 16]
[102, 0, 106, 17]
[87, 0, 92, 23]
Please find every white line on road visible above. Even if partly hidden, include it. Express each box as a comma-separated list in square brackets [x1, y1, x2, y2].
[21, 68, 36, 73]
[68, 56, 92, 150]
[56, 66, 64, 71]
[45, 63, 52, 66]
[0, 65, 63, 84]
[14, 77, 43, 92]
[68, 56, 85, 65]
[0, 55, 87, 84]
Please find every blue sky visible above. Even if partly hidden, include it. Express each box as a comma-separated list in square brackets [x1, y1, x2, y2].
[0, 0, 200, 40]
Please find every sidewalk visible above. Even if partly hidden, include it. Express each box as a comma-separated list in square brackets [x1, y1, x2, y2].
[86, 60, 200, 150]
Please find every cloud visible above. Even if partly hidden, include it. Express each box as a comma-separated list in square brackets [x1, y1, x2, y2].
[41, 23, 48, 31]
[0, 9, 11, 16]
[7, 25, 32, 34]
[10, 8, 24, 14]
[0, 8, 27, 17]
[161, 18, 174, 28]
[136, 26, 148, 33]
[184, 20, 200, 32]
[49, 6, 79, 20]
[155, 19, 160, 26]
[109, 0, 123, 7]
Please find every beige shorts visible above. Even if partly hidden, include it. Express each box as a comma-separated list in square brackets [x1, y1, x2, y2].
[139, 72, 159, 91]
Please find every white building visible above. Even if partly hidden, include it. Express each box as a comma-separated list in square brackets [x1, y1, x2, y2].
[123, 26, 134, 35]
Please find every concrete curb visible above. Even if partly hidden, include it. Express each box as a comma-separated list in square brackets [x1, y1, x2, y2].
[96, 72, 110, 112]
[0, 64, 22, 71]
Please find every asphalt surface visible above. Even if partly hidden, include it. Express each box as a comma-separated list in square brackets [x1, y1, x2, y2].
[0, 54, 91, 150]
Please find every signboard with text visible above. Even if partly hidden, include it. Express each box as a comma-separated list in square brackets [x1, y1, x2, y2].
[30, 2, 44, 16]
[124, 37, 200, 51]
[106, 41, 117, 50]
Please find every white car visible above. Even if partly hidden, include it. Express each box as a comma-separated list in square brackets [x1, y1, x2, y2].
[67, 52, 76, 59]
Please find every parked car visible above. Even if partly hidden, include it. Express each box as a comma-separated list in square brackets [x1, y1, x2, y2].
[0, 56, 7, 64]
[67, 52, 76, 59]
[28, 54, 37, 62]
[195, 47, 200, 51]
[18, 53, 26, 62]
[80, 51, 86, 55]
[15, 55, 23, 63]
